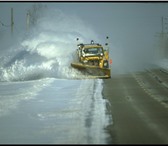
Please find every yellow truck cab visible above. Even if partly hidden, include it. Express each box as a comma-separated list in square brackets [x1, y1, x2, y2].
[71, 39, 111, 79]
[77, 40, 109, 69]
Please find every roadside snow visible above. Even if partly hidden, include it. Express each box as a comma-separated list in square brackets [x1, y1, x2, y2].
[157, 58, 168, 70]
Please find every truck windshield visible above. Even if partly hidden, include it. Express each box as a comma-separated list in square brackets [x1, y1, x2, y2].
[84, 47, 103, 55]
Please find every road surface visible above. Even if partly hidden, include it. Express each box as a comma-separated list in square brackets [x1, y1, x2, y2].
[103, 68, 168, 144]
[0, 78, 109, 144]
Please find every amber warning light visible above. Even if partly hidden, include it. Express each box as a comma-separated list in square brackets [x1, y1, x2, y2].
[110, 59, 112, 64]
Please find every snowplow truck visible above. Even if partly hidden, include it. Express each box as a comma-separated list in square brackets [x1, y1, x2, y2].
[71, 40, 111, 79]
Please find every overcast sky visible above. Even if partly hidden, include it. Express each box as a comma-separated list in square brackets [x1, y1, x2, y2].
[0, 2, 168, 73]
[1, 2, 168, 40]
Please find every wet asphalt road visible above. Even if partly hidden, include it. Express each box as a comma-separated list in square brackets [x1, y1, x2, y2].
[103, 69, 168, 144]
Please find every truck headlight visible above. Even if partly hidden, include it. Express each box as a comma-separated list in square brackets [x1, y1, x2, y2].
[104, 62, 107, 66]
[83, 60, 88, 63]
[103, 60, 109, 68]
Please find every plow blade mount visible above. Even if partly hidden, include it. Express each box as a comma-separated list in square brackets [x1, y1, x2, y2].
[71, 62, 111, 79]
